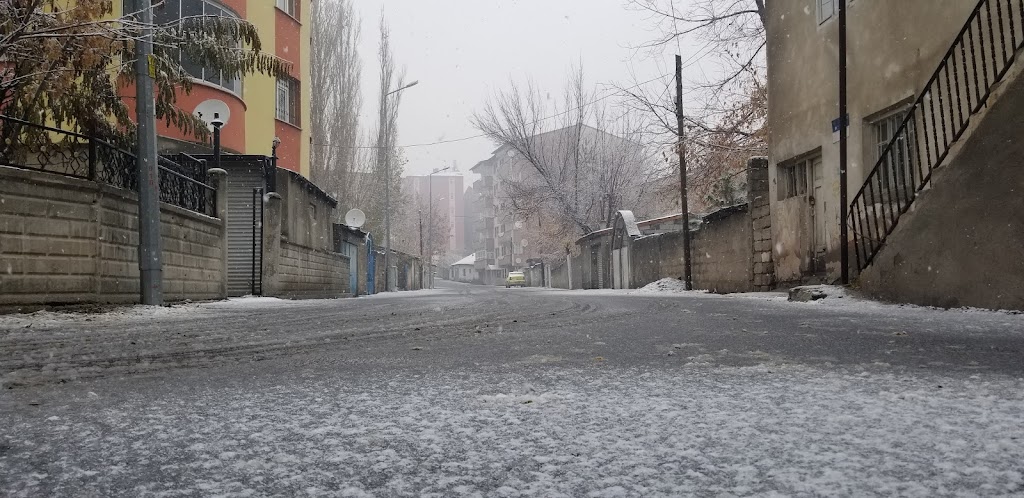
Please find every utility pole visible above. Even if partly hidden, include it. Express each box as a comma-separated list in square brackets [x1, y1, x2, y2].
[838, 0, 850, 285]
[675, 54, 693, 290]
[381, 80, 418, 292]
[382, 104, 392, 292]
[134, 0, 162, 305]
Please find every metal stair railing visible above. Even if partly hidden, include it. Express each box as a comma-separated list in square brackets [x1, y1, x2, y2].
[849, 0, 1024, 272]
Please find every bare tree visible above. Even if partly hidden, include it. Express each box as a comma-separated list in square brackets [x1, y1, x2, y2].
[474, 69, 661, 261]
[623, 0, 768, 212]
[0, 0, 290, 146]
[310, 0, 362, 218]
[357, 17, 407, 241]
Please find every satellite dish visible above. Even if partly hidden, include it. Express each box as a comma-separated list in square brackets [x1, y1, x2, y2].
[515, 258, 523, 264]
[520, 239, 529, 247]
[194, 99, 231, 131]
[345, 209, 366, 228]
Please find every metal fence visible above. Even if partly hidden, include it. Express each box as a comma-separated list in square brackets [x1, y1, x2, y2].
[849, 0, 1024, 271]
[0, 115, 217, 217]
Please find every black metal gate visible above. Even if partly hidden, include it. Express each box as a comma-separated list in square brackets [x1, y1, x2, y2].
[250, 187, 264, 296]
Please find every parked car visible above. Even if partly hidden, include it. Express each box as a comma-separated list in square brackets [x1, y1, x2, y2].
[505, 271, 526, 288]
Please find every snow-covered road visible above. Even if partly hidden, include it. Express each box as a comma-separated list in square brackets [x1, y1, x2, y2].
[2, 281, 1023, 496]
[3, 364, 1023, 496]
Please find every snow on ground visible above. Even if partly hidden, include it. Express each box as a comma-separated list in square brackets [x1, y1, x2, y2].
[632, 278, 699, 294]
[0, 296, 294, 328]
[558, 279, 1023, 322]
[2, 364, 1023, 496]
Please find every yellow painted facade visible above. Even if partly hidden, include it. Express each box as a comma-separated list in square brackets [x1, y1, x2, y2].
[242, 1, 278, 167]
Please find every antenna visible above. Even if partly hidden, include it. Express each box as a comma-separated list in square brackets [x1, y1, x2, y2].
[344, 209, 366, 228]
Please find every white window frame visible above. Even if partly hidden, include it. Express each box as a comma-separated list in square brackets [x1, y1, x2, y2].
[276, 77, 300, 126]
[817, 0, 837, 24]
[818, 0, 852, 25]
[871, 108, 914, 196]
[140, 0, 242, 95]
[276, 0, 297, 17]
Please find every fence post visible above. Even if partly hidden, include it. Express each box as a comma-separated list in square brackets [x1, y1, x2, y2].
[261, 192, 283, 297]
[208, 167, 229, 298]
[87, 134, 97, 181]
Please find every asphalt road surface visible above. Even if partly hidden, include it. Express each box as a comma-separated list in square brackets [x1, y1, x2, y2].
[2, 281, 1023, 496]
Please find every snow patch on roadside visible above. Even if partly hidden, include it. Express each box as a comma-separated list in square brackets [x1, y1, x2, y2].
[632, 278, 704, 294]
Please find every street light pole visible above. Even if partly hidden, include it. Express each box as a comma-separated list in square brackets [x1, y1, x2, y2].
[426, 166, 451, 289]
[382, 80, 418, 292]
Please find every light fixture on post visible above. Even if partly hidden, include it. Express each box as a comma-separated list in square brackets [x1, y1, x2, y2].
[211, 113, 224, 172]
[269, 136, 281, 193]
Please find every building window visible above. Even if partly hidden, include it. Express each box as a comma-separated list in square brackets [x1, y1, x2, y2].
[276, 77, 301, 126]
[276, 0, 297, 17]
[139, 0, 243, 94]
[778, 158, 810, 200]
[817, 0, 837, 24]
[872, 110, 914, 197]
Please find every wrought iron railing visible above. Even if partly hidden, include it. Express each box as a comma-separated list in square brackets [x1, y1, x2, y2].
[849, 0, 1024, 271]
[0, 115, 216, 217]
[158, 154, 215, 216]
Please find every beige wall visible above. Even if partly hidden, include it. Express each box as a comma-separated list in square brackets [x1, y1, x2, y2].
[767, 0, 977, 282]
[857, 59, 1024, 310]
[0, 167, 225, 305]
[277, 169, 335, 252]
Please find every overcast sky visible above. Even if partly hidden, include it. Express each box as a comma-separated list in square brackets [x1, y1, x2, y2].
[353, 0, 705, 181]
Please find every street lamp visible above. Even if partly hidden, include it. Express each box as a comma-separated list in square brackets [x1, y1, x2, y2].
[382, 80, 418, 292]
[426, 166, 451, 289]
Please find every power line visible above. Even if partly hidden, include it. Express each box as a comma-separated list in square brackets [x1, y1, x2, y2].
[311, 72, 673, 151]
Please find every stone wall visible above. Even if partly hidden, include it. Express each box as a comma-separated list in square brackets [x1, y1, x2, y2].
[690, 206, 754, 293]
[629, 205, 753, 293]
[0, 166, 226, 306]
[747, 158, 775, 290]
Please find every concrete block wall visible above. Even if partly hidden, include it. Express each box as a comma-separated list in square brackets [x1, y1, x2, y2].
[0, 168, 98, 303]
[549, 261, 570, 289]
[276, 240, 349, 299]
[0, 166, 226, 305]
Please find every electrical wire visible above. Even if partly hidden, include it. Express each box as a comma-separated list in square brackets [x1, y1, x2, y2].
[311, 71, 674, 151]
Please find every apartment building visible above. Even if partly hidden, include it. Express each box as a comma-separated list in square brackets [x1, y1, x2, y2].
[118, 0, 312, 177]
[403, 172, 466, 257]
